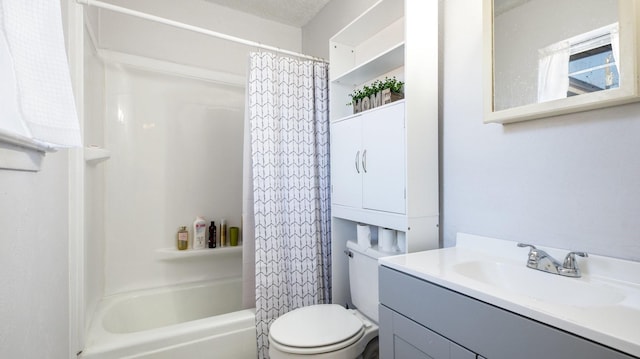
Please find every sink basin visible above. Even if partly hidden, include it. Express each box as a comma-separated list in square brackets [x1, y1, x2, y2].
[452, 260, 627, 308]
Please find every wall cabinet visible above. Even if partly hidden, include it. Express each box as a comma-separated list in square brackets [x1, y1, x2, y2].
[379, 266, 636, 359]
[331, 101, 406, 214]
[329, 0, 440, 307]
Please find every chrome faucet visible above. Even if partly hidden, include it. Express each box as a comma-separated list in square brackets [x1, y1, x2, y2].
[517, 243, 588, 278]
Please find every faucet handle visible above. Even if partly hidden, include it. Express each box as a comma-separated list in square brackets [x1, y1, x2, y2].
[517, 243, 537, 250]
[563, 251, 588, 269]
[517, 243, 538, 257]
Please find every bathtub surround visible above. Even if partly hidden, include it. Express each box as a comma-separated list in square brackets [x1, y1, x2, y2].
[102, 63, 245, 295]
[248, 52, 331, 358]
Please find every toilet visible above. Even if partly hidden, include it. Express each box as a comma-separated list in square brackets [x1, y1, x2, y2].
[268, 240, 384, 358]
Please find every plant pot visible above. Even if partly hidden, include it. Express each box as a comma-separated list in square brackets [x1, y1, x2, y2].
[382, 89, 404, 104]
[353, 99, 362, 114]
[361, 96, 371, 111]
[371, 92, 382, 108]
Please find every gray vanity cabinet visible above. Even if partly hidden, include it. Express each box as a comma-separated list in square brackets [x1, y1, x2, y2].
[380, 304, 475, 358]
[378, 266, 637, 359]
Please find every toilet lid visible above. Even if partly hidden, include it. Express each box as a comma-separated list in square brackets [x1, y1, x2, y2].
[269, 304, 364, 349]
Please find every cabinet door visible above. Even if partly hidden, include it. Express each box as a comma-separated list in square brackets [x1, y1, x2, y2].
[330, 116, 363, 208]
[361, 103, 406, 214]
[379, 305, 476, 359]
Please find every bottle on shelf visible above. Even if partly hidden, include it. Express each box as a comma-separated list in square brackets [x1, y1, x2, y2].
[220, 219, 227, 247]
[193, 216, 207, 250]
[208, 221, 217, 248]
[177, 226, 188, 250]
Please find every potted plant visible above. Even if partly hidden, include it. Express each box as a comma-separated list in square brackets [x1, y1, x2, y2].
[348, 77, 405, 114]
[380, 76, 404, 105]
[348, 88, 365, 113]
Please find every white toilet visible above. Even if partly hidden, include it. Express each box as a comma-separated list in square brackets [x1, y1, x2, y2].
[268, 240, 384, 359]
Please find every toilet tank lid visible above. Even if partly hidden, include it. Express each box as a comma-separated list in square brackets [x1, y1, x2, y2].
[269, 304, 363, 348]
[346, 240, 391, 259]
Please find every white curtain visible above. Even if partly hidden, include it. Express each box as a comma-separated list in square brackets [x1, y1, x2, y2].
[247, 52, 331, 359]
[610, 27, 620, 88]
[537, 41, 570, 103]
[0, 0, 81, 148]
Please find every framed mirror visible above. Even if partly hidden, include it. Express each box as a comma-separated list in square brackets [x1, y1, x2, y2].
[483, 0, 640, 124]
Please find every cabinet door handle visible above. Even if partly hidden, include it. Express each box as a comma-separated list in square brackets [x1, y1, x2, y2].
[362, 149, 367, 173]
[355, 150, 360, 173]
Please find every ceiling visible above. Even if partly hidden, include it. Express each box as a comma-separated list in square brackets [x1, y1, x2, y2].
[204, 0, 332, 27]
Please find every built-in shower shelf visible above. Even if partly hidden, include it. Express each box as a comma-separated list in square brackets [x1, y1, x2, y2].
[84, 146, 111, 164]
[156, 246, 242, 260]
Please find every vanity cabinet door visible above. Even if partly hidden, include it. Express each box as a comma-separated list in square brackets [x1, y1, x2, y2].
[379, 305, 476, 359]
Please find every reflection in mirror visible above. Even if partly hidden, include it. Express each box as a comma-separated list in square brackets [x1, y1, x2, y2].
[493, 0, 620, 111]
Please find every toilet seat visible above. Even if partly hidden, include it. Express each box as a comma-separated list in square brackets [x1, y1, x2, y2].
[269, 304, 365, 355]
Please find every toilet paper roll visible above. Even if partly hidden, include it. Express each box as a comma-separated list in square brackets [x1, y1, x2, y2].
[396, 232, 406, 253]
[356, 224, 371, 248]
[379, 228, 396, 252]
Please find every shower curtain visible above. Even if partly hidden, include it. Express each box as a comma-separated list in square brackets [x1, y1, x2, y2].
[246, 52, 331, 358]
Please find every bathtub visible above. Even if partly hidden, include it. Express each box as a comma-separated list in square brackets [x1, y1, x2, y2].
[81, 277, 257, 359]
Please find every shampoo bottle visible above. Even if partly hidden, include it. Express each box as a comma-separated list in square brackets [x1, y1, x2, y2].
[220, 219, 227, 247]
[177, 226, 188, 250]
[193, 216, 207, 250]
[208, 221, 217, 248]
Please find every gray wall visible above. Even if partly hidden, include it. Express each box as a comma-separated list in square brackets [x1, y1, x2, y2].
[442, 0, 640, 261]
[304, 0, 640, 261]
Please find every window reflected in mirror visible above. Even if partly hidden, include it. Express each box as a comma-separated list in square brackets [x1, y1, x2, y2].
[538, 23, 619, 103]
[493, 0, 619, 111]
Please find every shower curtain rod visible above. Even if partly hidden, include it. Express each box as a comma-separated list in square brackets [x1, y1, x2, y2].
[75, 0, 328, 63]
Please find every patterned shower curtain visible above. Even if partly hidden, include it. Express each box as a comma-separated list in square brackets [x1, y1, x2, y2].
[248, 52, 331, 359]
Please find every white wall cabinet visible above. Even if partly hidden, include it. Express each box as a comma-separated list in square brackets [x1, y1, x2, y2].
[329, 0, 440, 307]
[331, 101, 406, 215]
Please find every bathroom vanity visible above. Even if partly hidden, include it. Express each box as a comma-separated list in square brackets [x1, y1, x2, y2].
[378, 234, 640, 359]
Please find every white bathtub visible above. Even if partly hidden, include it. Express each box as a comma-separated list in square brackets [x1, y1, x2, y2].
[81, 277, 257, 359]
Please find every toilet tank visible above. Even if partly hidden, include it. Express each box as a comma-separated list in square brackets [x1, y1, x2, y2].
[346, 240, 388, 323]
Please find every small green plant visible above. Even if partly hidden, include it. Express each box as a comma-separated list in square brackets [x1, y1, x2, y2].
[381, 76, 404, 93]
[347, 88, 365, 106]
[347, 76, 404, 106]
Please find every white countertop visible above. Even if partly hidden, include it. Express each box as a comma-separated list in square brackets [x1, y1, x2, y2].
[379, 233, 640, 357]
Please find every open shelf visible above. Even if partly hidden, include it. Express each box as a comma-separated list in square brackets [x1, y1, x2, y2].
[156, 245, 242, 260]
[331, 42, 404, 86]
[84, 146, 111, 163]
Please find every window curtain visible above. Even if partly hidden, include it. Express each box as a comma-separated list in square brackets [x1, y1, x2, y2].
[247, 52, 331, 359]
[537, 41, 570, 103]
[0, 0, 80, 148]
[610, 23, 620, 72]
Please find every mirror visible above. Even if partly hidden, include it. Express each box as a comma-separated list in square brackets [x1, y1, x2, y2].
[483, 0, 640, 124]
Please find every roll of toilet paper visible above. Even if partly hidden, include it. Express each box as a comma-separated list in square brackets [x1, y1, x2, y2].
[396, 232, 406, 252]
[356, 224, 371, 248]
[379, 228, 396, 252]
